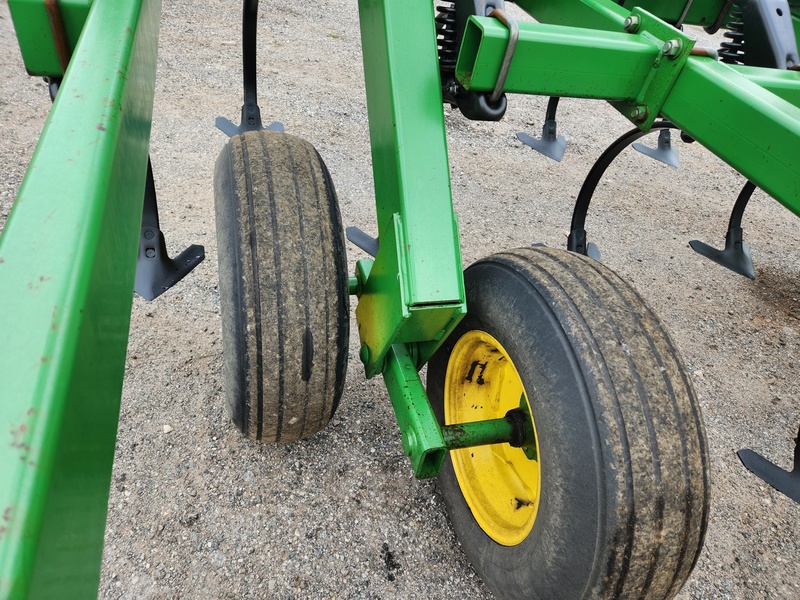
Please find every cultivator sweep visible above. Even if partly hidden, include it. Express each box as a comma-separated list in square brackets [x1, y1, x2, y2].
[2, 0, 799, 598]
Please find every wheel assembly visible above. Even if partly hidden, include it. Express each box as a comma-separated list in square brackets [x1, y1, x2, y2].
[428, 246, 710, 600]
[214, 130, 349, 443]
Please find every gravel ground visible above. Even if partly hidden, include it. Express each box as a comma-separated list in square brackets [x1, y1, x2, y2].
[2, 1, 799, 598]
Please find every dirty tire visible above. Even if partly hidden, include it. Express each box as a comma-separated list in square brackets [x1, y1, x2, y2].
[214, 130, 349, 443]
[427, 247, 709, 600]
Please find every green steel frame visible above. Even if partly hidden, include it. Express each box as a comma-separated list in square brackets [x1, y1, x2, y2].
[1, 0, 800, 594]
[0, 0, 160, 596]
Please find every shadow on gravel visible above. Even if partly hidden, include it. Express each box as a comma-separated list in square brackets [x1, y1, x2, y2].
[750, 267, 800, 321]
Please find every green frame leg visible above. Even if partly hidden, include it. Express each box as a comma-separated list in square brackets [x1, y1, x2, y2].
[355, 0, 466, 379]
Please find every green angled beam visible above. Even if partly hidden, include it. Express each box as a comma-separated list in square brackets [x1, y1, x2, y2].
[662, 56, 800, 217]
[513, 0, 727, 30]
[0, 0, 160, 596]
[732, 65, 800, 108]
[619, 0, 728, 27]
[513, 0, 628, 31]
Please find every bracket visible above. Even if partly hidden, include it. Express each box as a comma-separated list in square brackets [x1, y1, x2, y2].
[134, 158, 205, 300]
[739, 0, 799, 69]
[611, 8, 694, 130]
[354, 214, 465, 378]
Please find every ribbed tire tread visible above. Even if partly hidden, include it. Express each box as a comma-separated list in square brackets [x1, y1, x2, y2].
[214, 130, 349, 443]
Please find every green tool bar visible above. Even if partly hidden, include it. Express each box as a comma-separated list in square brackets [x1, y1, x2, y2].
[0, 0, 160, 596]
[662, 57, 800, 217]
[457, 18, 658, 100]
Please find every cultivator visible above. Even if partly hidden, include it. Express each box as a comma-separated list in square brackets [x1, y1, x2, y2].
[2, 0, 799, 598]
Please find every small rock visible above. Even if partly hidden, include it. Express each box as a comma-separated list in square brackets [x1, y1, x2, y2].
[163, 425, 174, 434]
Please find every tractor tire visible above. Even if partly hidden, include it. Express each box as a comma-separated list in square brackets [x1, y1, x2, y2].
[214, 130, 349, 443]
[427, 246, 709, 600]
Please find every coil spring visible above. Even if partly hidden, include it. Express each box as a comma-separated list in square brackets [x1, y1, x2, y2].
[719, 5, 745, 64]
[436, 2, 458, 74]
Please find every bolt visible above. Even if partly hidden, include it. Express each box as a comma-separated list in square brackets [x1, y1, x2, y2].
[144, 229, 155, 240]
[629, 105, 648, 122]
[662, 39, 683, 58]
[623, 15, 640, 33]
[145, 248, 156, 258]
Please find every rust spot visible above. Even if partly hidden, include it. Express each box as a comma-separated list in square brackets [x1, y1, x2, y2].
[97, 123, 106, 132]
[10, 424, 28, 449]
[3, 506, 12, 522]
[0, 257, 4, 263]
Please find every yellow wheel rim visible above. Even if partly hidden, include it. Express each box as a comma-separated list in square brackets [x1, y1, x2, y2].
[444, 330, 541, 546]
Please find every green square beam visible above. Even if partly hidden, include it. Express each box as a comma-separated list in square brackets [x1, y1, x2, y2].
[355, 0, 466, 376]
[0, 0, 160, 596]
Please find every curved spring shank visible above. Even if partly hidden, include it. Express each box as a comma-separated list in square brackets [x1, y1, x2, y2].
[568, 121, 676, 254]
